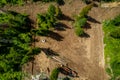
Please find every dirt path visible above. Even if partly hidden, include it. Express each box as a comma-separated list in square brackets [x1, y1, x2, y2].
[3, 1, 120, 80]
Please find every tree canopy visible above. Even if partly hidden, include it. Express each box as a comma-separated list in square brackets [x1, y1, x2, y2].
[0, 11, 40, 80]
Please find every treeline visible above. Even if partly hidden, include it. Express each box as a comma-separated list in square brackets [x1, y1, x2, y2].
[101, 0, 119, 2]
[0, 11, 40, 80]
[103, 14, 120, 80]
[82, 0, 119, 4]
[0, 0, 64, 7]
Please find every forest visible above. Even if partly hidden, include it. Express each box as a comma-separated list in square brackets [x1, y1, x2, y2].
[0, 11, 41, 79]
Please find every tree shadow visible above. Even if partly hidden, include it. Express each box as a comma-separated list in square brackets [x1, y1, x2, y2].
[86, 16, 101, 24]
[84, 1, 99, 7]
[82, 22, 91, 29]
[80, 32, 90, 38]
[57, 0, 65, 5]
[41, 48, 59, 56]
[93, 3, 99, 7]
[58, 14, 74, 21]
[59, 66, 79, 78]
[48, 31, 64, 41]
[55, 22, 71, 31]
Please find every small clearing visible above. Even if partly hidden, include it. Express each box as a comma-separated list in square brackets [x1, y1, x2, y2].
[3, 0, 120, 80]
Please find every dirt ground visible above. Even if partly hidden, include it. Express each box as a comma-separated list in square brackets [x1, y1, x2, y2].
[3, 0, 120, 80]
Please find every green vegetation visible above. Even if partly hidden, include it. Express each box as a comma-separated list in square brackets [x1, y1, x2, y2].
[41, 0, 64, 5]
[74, 17, 87, 36]
[0, 11, 40, 80]
[0, 0, 24, 7]
[35, 4, 62, 36]
[0, 0, 64, 7]
[50, 67, 60, 80]
[79, 3, 93, 18]
[103, 14, 120, 80]
[101, 0, 120, 2]
[74, 3, 93, 36]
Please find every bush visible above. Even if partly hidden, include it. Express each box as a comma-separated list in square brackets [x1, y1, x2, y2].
[50, 67, 60, 80]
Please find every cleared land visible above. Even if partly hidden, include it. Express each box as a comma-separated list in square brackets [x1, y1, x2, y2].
[3, 0, 120, 80]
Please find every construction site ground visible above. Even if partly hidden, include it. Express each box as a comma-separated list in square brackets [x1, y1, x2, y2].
[3, 0, 120, 80]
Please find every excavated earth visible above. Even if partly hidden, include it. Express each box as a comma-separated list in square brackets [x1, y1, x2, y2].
[3, 0, 120, 80]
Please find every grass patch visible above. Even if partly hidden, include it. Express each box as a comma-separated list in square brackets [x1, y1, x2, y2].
[103, 14, 120, 80]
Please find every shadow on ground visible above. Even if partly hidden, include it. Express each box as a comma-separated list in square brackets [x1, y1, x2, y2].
[82, 22, 91, 30]
[58, 14, 74, 21]
[48, 31, 64, 41]
[59, 66, 79, 78]
[80, 32, 90, 38]
[41, 48, 59, 56]
[86, 16, 101, 24]
[55, 22, 71, 31]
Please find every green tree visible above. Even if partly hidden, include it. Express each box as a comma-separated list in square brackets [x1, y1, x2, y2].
[48, 4, 56, 17]
[55, 6, 63, 18]
[50, 68, 60, 80]
[0, 11, 40, 80]
[79, 3, 93, 18]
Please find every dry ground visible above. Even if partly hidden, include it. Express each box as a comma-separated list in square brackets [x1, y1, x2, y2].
[3, 0, 120, 80]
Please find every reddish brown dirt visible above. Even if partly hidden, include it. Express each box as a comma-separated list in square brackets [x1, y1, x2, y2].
[3, 0, 120, 80]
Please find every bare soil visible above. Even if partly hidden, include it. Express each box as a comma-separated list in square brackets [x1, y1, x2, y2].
[3, 0, 120, 80]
